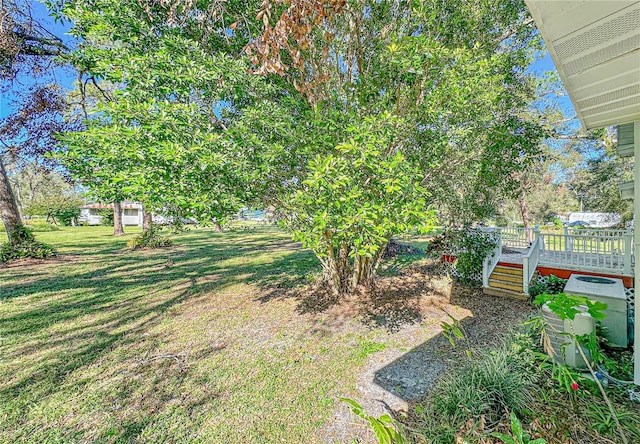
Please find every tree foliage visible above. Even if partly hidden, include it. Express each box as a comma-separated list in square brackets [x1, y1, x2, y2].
[57, 0, 547, 294]
[57, 0, 275, 224]
[283, 115, 434, 293]
[24, 193, 83, 225]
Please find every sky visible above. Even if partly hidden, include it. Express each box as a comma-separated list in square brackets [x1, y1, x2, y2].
[0, 1, 75, 119]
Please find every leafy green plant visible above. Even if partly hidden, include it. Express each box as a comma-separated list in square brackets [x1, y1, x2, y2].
[602, 350, 634, 381]
[427, 227, 498, 284]
[283, 115, 434, 295]
[491, 411, 547, 444]
[431, 349, 537, 426]
[440, 315, 472, 359]
[126, 226, 172, 250]
[98, 208, 115, 226]
[585, 399, 640, 438]
[341, 398, 405, 444]
[0, 225, 56, 263]
[534, 292, 606, 322]
[529, 275, 567, 298]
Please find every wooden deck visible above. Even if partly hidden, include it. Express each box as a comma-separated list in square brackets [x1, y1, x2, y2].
[497, 247, 634, 287]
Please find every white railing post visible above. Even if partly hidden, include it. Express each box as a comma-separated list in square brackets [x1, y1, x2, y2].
[564, 225, 573, 252]
[483, 230, 502, 288]
[483, 256, 489, 288]
[624, 233, 633, 275]
[523, 255, 529, 294]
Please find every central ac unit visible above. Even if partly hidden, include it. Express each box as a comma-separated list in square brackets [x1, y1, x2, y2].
[542, 303, 595, 369]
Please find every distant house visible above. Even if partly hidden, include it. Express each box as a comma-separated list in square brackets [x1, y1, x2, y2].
[567, 212, 621, 228]
[79, 202, 144, 226]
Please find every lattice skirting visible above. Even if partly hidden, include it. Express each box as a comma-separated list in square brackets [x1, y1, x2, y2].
[441, 261, 482, 283]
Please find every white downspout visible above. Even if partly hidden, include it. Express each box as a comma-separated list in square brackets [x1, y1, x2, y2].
[634, 121, 640, 385]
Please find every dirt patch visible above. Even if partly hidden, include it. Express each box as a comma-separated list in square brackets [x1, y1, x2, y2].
[384, 240, 421, 258]
[314, 264, 534, 443]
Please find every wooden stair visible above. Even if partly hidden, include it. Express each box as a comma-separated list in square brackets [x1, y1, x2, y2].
[483, 265, 528, 301]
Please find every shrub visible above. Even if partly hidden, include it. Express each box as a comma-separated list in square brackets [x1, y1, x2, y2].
[26, 221, 60, 232]
[98, 208, 114, 226]
[431, 349, 537, 425]
[126, 226, 172, 249]
[404, 325, 541, 443]
[427, 227, 498, 284]
[528, 275, 566, 298]
[0, 225, 56, 263]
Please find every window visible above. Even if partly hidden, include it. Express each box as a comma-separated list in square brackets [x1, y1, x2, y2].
[124, 209, 139, 216]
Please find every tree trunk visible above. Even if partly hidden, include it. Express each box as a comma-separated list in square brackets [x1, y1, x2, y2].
[518, 190, 532, 243]
[0, 157, 23, 245]
[214, 221, 223, 232]
[142, 207, 152, 232]
[321, 236, 389, 295]
[113, 201, 125, 236]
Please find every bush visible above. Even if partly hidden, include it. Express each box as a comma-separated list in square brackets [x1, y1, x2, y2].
[0, 225, 56, 263]
[431, 349, 537, 425]
[427, 227, 499, 284]
[404, 325, 541, 443]
[98, 208, 114, 226]
[529, 275, 566, 298]
[26, 221, 60, 232]
[126, 226, 172, 249]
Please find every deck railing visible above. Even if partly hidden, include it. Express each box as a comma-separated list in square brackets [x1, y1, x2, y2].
[481, 226, 634, 294]
[539, 232, 633, 275]
[482, 230, 502, 287]
[498, 227, 533, 248]
[522, 234, 541, 294]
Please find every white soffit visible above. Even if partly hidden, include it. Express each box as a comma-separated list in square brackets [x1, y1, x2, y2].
[526, 1, 640, 129]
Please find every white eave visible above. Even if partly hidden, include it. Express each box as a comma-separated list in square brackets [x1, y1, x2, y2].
[525, 1, 640, 130]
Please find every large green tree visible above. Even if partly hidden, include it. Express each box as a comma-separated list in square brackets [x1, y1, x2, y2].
[58, 0, 278, 229]
[242, 0, 546, 293]
[58, 0, 546, 295]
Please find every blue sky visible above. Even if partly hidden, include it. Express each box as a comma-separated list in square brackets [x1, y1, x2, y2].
[0, 1, 75, 119]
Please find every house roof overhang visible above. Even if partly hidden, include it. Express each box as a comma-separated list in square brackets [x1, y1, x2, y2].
[525, 1, 640, 130]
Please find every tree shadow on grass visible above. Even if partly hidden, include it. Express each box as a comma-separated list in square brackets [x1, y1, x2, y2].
[276, 260, 453, 333]
[0, 228, 321, 406]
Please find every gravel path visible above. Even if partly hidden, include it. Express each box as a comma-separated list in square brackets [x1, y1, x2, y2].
[316, 265, 534, 443]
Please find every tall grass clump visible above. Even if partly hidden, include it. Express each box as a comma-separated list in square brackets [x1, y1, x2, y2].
[408, 329, 541, 443]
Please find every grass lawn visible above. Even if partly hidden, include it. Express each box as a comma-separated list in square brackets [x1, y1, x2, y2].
[0, 224, 532, 443]
[0, 225, 387, 442]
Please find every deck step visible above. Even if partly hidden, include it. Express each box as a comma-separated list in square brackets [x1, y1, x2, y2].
[493, 266, 523, 276]
[483, 286, 529, 301]
[490, 272, 523, 283]
[488, 280, 523, 292]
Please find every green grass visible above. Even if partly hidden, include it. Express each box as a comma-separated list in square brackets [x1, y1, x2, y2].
[0, 225, 391, 443]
